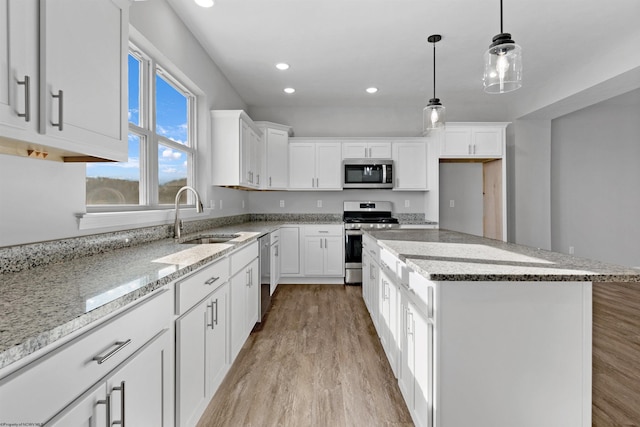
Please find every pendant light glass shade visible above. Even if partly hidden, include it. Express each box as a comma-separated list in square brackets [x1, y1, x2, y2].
[483, 35, 522, 93]
[423, 99, 445, 131]
[424, 35, 445, 132]
[483, 0, 522, 94]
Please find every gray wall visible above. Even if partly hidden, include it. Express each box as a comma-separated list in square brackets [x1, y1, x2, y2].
[550, 89, 640, 267]
[438, 163, 483, 236]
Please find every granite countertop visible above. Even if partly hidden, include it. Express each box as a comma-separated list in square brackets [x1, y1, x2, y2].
[367, 229, 640, 282]
[0, 220, 313, 370]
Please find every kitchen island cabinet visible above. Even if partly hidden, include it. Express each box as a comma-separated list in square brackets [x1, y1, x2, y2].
[364, 228, 640, 427]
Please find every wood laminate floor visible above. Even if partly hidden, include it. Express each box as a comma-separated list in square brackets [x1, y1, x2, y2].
[197, 284, 413, 427]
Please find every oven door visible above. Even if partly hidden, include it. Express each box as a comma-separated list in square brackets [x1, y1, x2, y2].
[345, 229, 363, 284]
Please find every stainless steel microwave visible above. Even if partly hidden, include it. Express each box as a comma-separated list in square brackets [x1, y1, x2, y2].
[343, 159, 394, 189]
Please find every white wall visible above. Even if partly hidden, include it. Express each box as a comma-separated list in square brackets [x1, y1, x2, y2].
[438, 163, 483, 236]
[0, 0, 246, 247]
[550, 89, 640, 267]
[512, 119, 552, 250]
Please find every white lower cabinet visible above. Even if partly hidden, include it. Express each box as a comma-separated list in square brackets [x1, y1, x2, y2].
[379, 268, 400, 378]
[0, 289, 173, 427]
[279, 226, 300, 276]
[230, 247, 259, 361]
[302, 225, 344, 277]
[176, 283, 228, 427]
[270, 230, 281, 295]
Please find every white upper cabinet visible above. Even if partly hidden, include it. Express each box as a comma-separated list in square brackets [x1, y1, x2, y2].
[0, 0, 129, 161]
[255, 121, 292, 190]
[0, 0, 38, 135]
[342, 141, 392, 159]
[392, 141, 428, 191]
[211, 110, 263, 189]
[440, 124, 506, 158]
[289, 140, 342, 190]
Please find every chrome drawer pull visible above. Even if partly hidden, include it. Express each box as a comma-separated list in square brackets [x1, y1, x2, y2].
[51, 90, 63, 131]
[93, 339, 131, 364]
[17, 75, 30, 122]
[213, 298, 219, 326]
[207, 302, 214, 328]
[205, 276, 220, 285]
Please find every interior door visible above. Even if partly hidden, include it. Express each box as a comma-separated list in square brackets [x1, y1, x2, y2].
[483, 159, 503, 240]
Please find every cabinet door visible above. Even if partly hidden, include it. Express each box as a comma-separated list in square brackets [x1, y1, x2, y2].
[246, 258, 260, 329]
[230, 268, 247, 360]
[176, 299, 207, 427]
[411, 302, 433, 427]
[206, 284, 228, 396]
[280, 226, 300, 275]
[0, 0, 38, 134]
[45, 383, 108, 427]
[393, 142, 428, 190]
[342, 142, 368, 159]
[315, 142, 342, 189]
[472, 127, 503, 156]
[368, 142, 392, 159]
[304, 236, 325, 276]
[441, 128, 472, 156]
[240, 119, 252, 186]
[289, 143, 316, 188]
[398, 291, 413, 406]
[250, 128, 262, 187]
[324, 235, 344, 276]
[40, 0, 128, 161]
[107, 330, 170, 427]
[270, 241, 281, 294]
[265, 128, 289, 189]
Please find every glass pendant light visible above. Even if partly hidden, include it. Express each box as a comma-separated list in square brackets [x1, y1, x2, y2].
[423, 34, 445, 132]
[483, 0, 522, 94]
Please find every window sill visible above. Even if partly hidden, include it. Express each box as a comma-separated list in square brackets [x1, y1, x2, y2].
[76, 208, 213, 230]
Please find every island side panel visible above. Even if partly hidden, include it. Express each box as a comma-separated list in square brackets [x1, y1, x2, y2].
[435, 281, 591, 427]
[592, 282, 640, 425]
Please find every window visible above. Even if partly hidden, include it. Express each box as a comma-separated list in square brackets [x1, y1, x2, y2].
[86, 45, 196, 208]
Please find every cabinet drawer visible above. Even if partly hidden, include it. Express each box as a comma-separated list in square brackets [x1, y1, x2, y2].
[380, 248, 399, 279]
[230, 241, 258, 273]
[176, 257, 230, 315]
[304, 224, 343, 236]
[363, 235, 380, 261]
[0, 289, 170, 424]
[408, 270, 434, 317]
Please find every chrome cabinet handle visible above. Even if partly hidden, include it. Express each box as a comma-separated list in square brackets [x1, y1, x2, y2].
[316, 177, 319, 187]
[275, 246, 279, 257]
[112, 381, 125, 427]
[51, 90, 63, 131]
[97, 394, 111, 427]
[311, 177, 314, 188]
[207, 302, 214, 328]
[269, 176, 272, 187]
[213, 298, 218, 326]
[205, 276, 220, 285]
[257, 174, 260, 185]
[17, 75, 30, 122]
[93, 339, 131, 364]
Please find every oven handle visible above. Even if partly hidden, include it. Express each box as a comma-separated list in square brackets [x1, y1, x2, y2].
[345, 229, 364, 236]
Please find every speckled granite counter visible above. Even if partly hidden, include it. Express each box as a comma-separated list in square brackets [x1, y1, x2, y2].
[367, 229, 640, 282]
[0, 219, 341, 370]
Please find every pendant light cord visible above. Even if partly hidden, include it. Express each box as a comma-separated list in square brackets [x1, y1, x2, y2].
[433, 42, 436, 99]
[500, 0, 504, 33]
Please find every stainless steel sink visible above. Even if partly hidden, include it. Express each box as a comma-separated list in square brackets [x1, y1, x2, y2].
[180, 234, 240, 244]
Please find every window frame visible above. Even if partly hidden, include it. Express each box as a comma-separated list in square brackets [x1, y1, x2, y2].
[86, 42, 198, 212]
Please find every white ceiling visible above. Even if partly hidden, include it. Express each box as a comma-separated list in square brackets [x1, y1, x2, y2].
[166, 0, 640, 121]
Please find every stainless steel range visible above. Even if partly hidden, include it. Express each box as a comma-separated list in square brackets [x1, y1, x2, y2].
[343, 201, 399, 284]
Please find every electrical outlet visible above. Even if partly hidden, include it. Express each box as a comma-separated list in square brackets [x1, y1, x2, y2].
[404, 200, 410, 208]
[569, 246, 574, 255]
[317, 200, 322, 208]
[280, 200, 285, 208]
[449, 200, 455, 208]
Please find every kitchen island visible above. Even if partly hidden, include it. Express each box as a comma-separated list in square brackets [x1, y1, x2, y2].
[362, 228, 640, 427]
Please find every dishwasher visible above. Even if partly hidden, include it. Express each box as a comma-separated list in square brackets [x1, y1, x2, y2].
[258, 234, 271, 322]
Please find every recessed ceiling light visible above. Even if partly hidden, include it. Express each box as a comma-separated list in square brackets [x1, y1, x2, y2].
[194, 0, 214, 7]
[276, 63, 290, 71]
[366, 87, 378, 94]
[284, 88, 295, 94]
